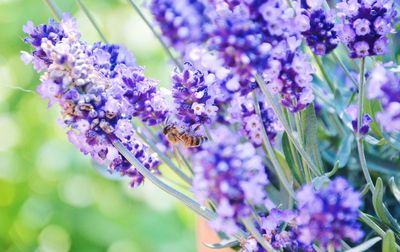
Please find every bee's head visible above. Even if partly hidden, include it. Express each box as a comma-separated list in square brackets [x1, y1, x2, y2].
[163, 124, 175, 134]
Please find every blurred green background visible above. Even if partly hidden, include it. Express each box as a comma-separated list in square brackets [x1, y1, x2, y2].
[0, 0, 196, 251]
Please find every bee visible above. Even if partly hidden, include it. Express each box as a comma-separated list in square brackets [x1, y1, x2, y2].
[163, 123, 208, 148]
[63, 100, 77, 116]
[99, 119, 114, 134]
[79, 103, 94, 112]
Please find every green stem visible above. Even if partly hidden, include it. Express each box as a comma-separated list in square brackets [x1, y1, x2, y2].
[76, 0, 109, 43]
[174, 147, 193, 175]
[332, 52, 358, 89]
[356, 58, 375, 192]
[312, 53, 335, 93]
[42, 0, 62, 20]
[126, 0, 183, 70]
[253, 93, 295, 198]
[113, 140, 215, 220]
[255, 75, 321, 176]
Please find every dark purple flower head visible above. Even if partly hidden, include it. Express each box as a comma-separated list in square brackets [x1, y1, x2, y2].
[368, 64, 400, 132]
[171, 62, 218, 128]
[296, 177, 363, 250]
[192, 126, 269, 235]
[150, 0, 210, 53]
[263, 52, 315, 112]
[22, 14, 166, 188]
[299, 5, 339, 55]
[345, 105, 373, 135]
[337, 0, 396, 58]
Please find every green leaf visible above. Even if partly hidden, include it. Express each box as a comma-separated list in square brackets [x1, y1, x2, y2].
[345, 237, 381, 252]
[382, 230, 396, 252]
[312, 175, 330, 190]
[204, 240, 240, 249]
[336, 134, 354, 168]
[302, 104, 323, 169]
[281, 132, 303, 184]
[389, 177, 400, 203]
[365, 155, 400, 176]
[275, 150, 294, 187]
[373, 178, 390, 224]
[372, 178, 400, 232]
[325, 161, 340, 177]
[364, 135, 386, 146]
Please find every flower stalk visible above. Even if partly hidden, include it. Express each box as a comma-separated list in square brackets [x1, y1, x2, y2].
[356, 58, 375, 192]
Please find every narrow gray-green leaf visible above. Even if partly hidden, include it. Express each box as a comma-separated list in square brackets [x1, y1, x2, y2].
[345, 237, 381, 252]
[372, 178, 400, 232]
[281, 132, 303, 184]
[373, 178, 389, 224]
[204, 239, 240, 249]
[336, 134, 354, 168]
[312, 175, 330, 190]
[113, 140, 215, 221]
[325, 161, 340, 177]
[302, 103, 324, 169]
[389, 177, 400, 203]
[382, 230, 396, 252]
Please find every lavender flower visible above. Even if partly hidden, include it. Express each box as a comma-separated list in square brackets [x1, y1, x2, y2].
[263, 52, 315, 112]
[296, 177, 364, 250]
[368, 64, 400, 132]
[150, 0, 210, 53]
[241, 209, 314, 251]
[346, 104, 373, 135]
[298, 0, 339, 55]
[228, 95, 282, 146]
[192, 126, 269, 235]
[22, 14, 165, 188]
[171, 62, 218, 128]
[337, 0, 396, 58]
[207, 0, 302, 95]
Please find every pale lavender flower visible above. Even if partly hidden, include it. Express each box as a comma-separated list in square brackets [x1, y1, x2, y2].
[192, 126, 269, 235]
[337, 0, 396, 58]
[22, 14, 165, 188]
[296, 177, 363, 250]
[368, 64, 400, 132]
[150, 0, 210, 53]
[263, 52, 315, 112]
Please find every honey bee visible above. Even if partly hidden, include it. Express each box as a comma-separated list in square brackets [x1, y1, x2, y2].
[163, 124, 208, 148]
[79, 103, 94, 112]
[63, 100, 77, 116]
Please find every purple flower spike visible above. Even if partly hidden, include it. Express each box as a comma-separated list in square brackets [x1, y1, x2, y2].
[337, 0, 396, 58]
[299, 1, 339, 55]
[171, 62, 218, 128]
[150, 0, 210, 53]
[296, 177, 364, 250]
[192, 126, 269, 235]
[22, 14, 168, 188]
[368, 64, 400, 132]
[263, 52, 315, 112]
